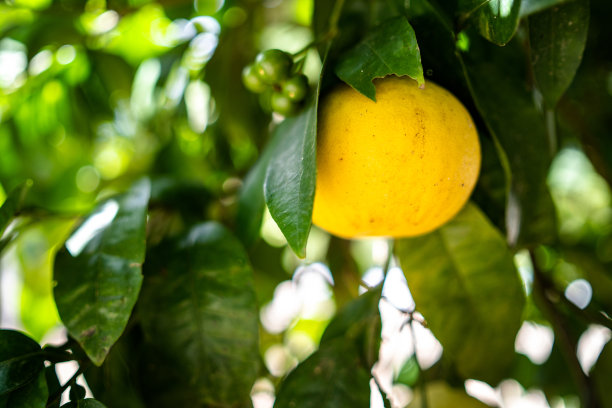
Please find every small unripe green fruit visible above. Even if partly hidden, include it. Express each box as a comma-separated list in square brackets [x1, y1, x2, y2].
[282, 74, 309, 101]
[242, 64, 268, 93]
[254, 49, 293, 85]
[271, 91, 299, 116]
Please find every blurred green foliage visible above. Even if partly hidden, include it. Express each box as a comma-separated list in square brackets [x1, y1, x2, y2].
[0, 0, 611, 407]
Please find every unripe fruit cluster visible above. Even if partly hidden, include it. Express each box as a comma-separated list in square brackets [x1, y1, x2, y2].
[242, 49, 309, 116]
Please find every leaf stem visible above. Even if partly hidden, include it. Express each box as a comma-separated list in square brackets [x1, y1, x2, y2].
[292, 0, 345, 60]
[45, 363, 88, 408]
[328, 0, 346, 38]
[383, 238, 395, 277]
[545, 108, 558, 156]
[292, 36, 331, 58]
[530, 251, 602, 408]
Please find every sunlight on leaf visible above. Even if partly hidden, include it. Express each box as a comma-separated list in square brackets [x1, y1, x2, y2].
[459, 0, 522, 45]
[54, 179, 150, 365]
[397, 203, 525, 383]
[335, 17, 424, 101]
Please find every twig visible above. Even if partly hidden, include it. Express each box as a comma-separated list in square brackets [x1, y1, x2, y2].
[545, 108, 558, 157]
[45, 363, 89, 408]
[382, 238, 395, 278]
[530, 251, 601, 408]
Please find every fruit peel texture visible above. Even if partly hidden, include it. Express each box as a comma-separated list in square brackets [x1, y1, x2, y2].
[312, 76, 481, 238]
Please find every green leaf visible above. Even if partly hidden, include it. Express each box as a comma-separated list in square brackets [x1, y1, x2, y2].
[264, 99, 318, 258]
[512, 345, 578, 400]
[149, 177, 213, 221]
[394, 356, 419, 387]
[44, 366, 61, 408]
[459, 0, 522, 46]
[321, 286, 381, 343]
[460, 37, 557, 247]
[83, 333, 146, 408]
[592, 342, 612, 408]
[0, 329, 44, 396]
[557, 0, 612, 188]
[0, 180, 31, 238]
[335, 16, 424, 101]
[236, 127, 285, 247]
[408, 381, 489, 408]
[520, 0, 574, 17]
[54, 179, 151, 366]
[396, 203, 525, 383]
[471, 134, 509, 233]
[529, 0, 589, 107]
[139, 222, 259, 407]
[273, 341, 371, 408]
[320, 287, 382, 367]
[0, 369, 47, 408]
[313, 0, 336, 42]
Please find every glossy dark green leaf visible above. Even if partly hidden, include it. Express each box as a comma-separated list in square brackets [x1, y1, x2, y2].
[139, 222, 259, 407]
[459, 0, 522, 45]
[335, 17, 424, 101]
[0, 329, 44, 396]
[262, 45, 336, 258]
[320, 287, 382, 367]
[0, 369, 47, 408]
[529, 0, 589, 107]
[396, 203, 525, 383]
[44, 366, 61, 408]
[274, 341, 371, 408]
[54, 179, 151, 365]
[461, 37, 557, 247]
[264, 103, 317, 258]
[520, 0, 573, 16]
[0, 180, 31, 237]
[236, 127, 285, 248]
[558, 0, 612, 187]
[471, 133, 509, 233]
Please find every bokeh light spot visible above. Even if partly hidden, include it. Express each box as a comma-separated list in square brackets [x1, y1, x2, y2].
[76, 165, 100, 193]
[56, 45, 76, 65]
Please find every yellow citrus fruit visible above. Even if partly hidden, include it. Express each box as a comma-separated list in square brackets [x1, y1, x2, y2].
[312, 76, 481, 238]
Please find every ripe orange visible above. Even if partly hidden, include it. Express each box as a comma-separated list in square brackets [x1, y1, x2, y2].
[312, 76, 481, 238]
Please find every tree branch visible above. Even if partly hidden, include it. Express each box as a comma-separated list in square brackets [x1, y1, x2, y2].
[530, 251, 601, 408]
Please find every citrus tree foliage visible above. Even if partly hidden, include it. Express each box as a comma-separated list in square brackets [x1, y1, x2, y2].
[0, 0, 610, 407]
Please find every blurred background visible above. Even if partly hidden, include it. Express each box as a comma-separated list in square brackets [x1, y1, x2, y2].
[0, 0, 611, 407]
